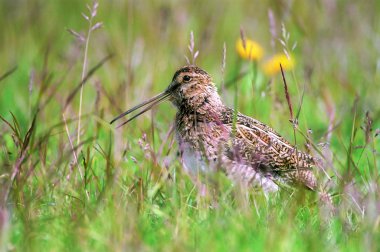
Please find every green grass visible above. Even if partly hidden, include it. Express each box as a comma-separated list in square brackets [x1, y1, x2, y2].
[1, 1, 380, 251]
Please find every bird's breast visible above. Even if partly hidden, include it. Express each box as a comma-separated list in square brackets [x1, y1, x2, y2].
[175, 117, 231, 175]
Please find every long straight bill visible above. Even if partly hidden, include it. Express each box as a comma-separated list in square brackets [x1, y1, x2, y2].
[110, 91, 170, 128]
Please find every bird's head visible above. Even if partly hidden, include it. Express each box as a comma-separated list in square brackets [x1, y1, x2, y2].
[166, 65, 216, 108]
[111, 65, 221, 128]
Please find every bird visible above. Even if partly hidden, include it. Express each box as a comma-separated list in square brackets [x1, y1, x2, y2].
[111, 65, 318, 193]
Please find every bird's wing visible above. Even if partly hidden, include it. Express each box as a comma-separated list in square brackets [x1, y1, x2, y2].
[221, 107, 317, 190]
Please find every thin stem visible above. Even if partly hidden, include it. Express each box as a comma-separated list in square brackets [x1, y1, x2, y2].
[251, 60, 258, 115]
[290, 69, 308, 129]
[232, 60, 242, 135]
[62, 113, 83, 180]
[77, 18, 93, 146]
[233, 76, 238, 133]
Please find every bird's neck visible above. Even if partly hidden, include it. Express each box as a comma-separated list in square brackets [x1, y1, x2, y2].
[179, 87, 224, 121]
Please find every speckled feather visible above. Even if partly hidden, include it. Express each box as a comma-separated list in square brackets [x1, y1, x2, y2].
[172, 66, 317, 191]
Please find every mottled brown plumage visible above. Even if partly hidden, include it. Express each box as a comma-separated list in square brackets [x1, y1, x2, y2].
[111, 65, 317, 192]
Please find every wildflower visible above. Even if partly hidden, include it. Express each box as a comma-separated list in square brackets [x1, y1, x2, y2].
[262, 53, 295, 76]
[236, 38, 264, 61]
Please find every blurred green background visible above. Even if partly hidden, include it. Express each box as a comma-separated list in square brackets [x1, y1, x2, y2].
[1, 0, 380, 251]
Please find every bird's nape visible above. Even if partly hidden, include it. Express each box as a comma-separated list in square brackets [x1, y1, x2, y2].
[110, 91, 170, 128]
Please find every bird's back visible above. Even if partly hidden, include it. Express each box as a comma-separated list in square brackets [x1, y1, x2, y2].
[175, 106, 317, 191]
[220, 107, 317, 190]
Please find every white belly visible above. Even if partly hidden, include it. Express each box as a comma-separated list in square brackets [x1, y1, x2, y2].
[180, 141, 210, 176]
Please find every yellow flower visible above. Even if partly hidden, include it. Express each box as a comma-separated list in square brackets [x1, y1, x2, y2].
[236, 38, 264, 61]
[262, 53, 295, 76]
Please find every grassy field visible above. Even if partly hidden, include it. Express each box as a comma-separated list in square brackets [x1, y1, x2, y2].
[1, 1, 380, 251]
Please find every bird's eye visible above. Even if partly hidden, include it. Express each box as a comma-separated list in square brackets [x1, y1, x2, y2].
[183, 75, 191, 82]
